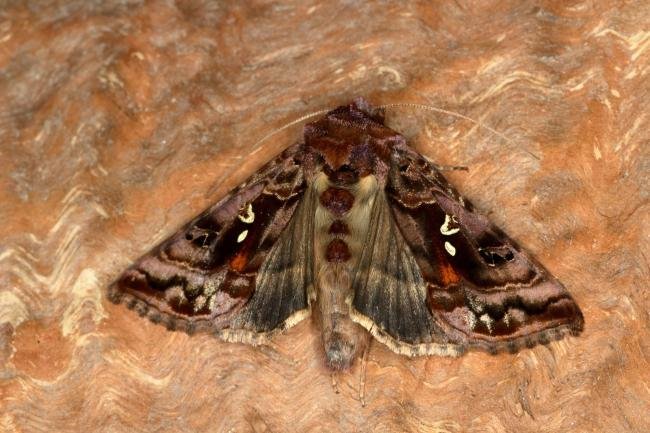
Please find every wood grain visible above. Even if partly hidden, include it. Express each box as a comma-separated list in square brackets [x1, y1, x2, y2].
[1, 1, 648, 432]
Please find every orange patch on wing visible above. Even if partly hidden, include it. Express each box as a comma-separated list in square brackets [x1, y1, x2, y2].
[229, 251, 248, 272]
[439, 259, 461, 285]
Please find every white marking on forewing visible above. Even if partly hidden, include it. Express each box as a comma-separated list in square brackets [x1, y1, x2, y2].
[467, 310, 477, 330]
[480, 313, 494, 333]
[237, 230, 248, 243]
[238, 203, 255, 223]
[440, 214, 460, 235]
[444, 241, 456, 256]
[193, 295, 207, 312]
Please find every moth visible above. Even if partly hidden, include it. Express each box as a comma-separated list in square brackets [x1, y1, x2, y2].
[108, 98, 584, 370]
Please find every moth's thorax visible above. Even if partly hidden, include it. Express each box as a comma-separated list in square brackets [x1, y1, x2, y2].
[303, 99, 404, 184]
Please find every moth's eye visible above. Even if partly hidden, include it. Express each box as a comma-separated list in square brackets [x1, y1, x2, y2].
[479, 246, 515, 267]
[185, 233, 193, 241]
[399, 164, 409, 172]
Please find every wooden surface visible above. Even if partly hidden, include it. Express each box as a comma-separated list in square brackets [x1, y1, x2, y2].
[1, 1, 648, 432]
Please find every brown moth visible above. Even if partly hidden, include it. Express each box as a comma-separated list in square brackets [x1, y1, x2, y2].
[108, 98, 583, 370]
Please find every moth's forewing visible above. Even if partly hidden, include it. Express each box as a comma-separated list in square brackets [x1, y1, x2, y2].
[108, 144, 313, 341]
[369, 143, 584, 354]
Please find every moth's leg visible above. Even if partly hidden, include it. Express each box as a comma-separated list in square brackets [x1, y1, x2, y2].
[330, 372, 340, 394]
[358, 342, 370, 407]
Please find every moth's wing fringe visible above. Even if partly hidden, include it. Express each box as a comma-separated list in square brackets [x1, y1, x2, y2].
[349, 306, 582, 357]
[348, 308, 466, 357]
[107, 283, 311, 345]
[468, 321, 583, 355]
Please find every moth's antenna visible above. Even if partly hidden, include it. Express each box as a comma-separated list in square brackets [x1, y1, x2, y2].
[251, 108, 331, 150]
[379, 102, 540, 161]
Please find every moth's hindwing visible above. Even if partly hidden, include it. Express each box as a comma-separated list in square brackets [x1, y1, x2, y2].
[108, 144, 314, 342]
[350, 191, 465, 357]
[350, 144, 584, 355]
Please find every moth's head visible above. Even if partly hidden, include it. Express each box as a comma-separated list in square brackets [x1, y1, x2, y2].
[304, 98, 405, 183]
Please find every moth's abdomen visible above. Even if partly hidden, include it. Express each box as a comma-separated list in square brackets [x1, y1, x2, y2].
[312, 172, 377, 369]
[325, 238, 351, 263]
[319, 186, 355, 265]
[320, 186, 355, 216]
[314, 174, 378, 266]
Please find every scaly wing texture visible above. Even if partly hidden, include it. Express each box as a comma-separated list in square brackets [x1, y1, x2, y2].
[350, 192, 465, 356]
[108, 144, 314, 342]
[351, 144, 583, 356]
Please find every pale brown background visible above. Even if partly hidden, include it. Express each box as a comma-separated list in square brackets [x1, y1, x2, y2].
[0, 1, 648, 432]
